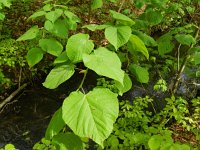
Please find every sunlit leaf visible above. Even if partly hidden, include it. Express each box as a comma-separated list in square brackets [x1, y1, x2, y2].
[83, 47, 124, 84]
[17, 26, 40, 41]
[66, 33, 94, 63]
[43, 64, 75, 89]
[39, 39, 63, 56]
[105, 26, 131, 50]
[62, 88, 119, 147]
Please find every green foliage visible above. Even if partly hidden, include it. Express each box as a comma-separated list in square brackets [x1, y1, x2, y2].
[0, 143, 16, 150]
[14, 0, 200, 149]
[62, 88, 119, 147]
[83, 47, 124, 84]
[148, 135, 190, 150]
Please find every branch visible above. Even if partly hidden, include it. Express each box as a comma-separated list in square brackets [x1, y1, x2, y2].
[0, 83, 27, 111]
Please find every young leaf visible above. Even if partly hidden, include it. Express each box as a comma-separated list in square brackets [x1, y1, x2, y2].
[64, 11, 80, 23]
[114, 73, 132, 96]
[144, 9, 163, 26]
[39, 39, 63, 56]
[83, 47, 124, 84]
[16, 26, 39, 41]
[109, 10, 135, 26]
[66, 33, 94, 63]
[43, 64, 75, 89]
[128, 34, 149, 59]
[175, 34, 196, 46]
[105, 26, 131, 50]
[62, 88, 119, 147]
[29, 11, 46, 20]
[44, 19, 68, 39]
[129, 64, 149, 83]
[26, 48, 43, 67]
[0, 12, 5, 20]
[52, 133, 83, 150]
[158, 34, 174, 56]
[45, 108, 65, 140]
[193, 52, 200, 65]
[45, 9, 63, 23]
[91, 0, 103, 10]
[148, 135, 163, 150]
[54, 52, 69, 64]
[82, 24, 110, 31]
[132, 30, 157, 47]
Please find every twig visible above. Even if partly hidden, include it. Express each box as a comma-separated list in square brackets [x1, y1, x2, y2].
[0, 83, 27, 110]
[171, 25, 200, 94]
[77, 69, 88, 93]
[118, 0, 126, 13]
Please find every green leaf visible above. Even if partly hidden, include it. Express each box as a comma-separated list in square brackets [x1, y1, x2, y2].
[16, 26, 39, 41]
[45, 9, 63, 23]
[83, 47, 124, 84]
[26, 48, 44, 67]
[62, 88, 119, 147]
[39, 39, 63, 56]
[193, 52, 200, 65]
[54, 52, 69, 64]
[44, 19, 68, 38]
[91, 0, 103, 10]
[105, 26, 132, 50]
[29, 11, 46, 20]
[52, 133, 83, 150]
[109, 10, 135, 26]
[132, 30, 157, 47]
[148, 135, 163, 150]
[66, 33, 94, 63]
[144, 9, 163, 25]
[0, 12, 5, 20]
[1, 0, 11, 8]
[43, 64, 75, 89]
[158, 34, 175, 56]
[82, 24, 110, 31]
[42, 4, 53, 11]
[127, 34, 149, 59]
[169, 144, 190, 150]
[64, 11, 80, 23]
[5, 144, 15, 150]
[45, 108, 65, 140]
[129, 64, 149, 83]
[114, 73, 132, 96]
[175, 34, 196, 46]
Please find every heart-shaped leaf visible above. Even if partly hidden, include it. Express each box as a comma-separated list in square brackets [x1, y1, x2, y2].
[66, 33, 94, 63]
[83, 47, 124, 84]
[105, 26, 131, 50]
[62, 88, 119, 147]
[44, 19, 68, 38]
[39, 39, 63, 56]
[45, 9, 63, 23]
